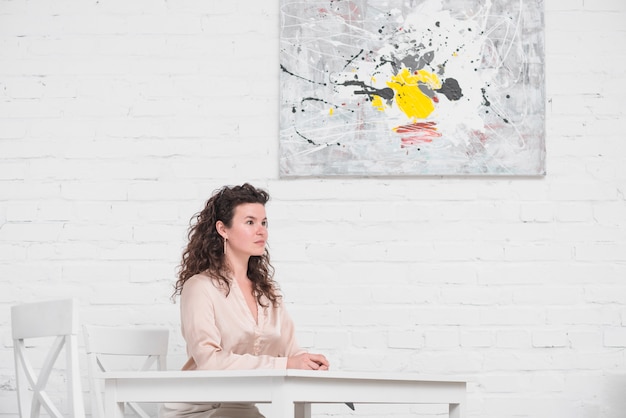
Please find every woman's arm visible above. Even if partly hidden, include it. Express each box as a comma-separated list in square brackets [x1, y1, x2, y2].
[280, 302, 329, 370]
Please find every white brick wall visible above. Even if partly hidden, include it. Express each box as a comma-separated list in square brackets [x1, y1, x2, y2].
[1, 0, 625, 417]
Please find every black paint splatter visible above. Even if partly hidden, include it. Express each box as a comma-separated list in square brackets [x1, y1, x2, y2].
[342, 49, 364, 70]
[280, 64, 327, 86]
[340, 80, 394, 101]
[436, 78, 463, 101]
[294, 128, 341, 147]
[297, 97, 355, 114]
[401, 50, 434, 72]
[481, 88, 510, 124]
[481, 87, 491, 107]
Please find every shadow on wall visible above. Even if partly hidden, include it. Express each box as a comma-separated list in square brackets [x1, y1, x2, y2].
[603, 375, 626, 416]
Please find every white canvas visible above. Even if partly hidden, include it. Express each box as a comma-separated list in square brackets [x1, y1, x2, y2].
[279, 0, 546, 176]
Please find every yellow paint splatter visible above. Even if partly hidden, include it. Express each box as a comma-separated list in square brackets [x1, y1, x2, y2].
[371, 95, 385, 111]
[386, 68, 442, 120]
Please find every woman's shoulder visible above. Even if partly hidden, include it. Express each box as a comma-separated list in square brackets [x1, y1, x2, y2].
[186, 272, 211, 284]
[183, 272, 228, 295]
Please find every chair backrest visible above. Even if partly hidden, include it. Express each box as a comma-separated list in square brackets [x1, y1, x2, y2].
[83, 325, 169, 418]
[11, 299, 85, 418]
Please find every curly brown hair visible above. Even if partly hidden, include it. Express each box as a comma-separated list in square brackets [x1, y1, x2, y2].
[172, 183, 280, 307]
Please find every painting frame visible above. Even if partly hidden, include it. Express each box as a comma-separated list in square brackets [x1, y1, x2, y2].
[279, 0, 546, 177]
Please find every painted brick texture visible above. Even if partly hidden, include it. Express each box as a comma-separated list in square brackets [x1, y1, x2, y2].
[1, 1, 626, 417]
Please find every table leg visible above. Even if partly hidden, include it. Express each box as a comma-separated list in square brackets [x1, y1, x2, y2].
[268, 400, 295, 418]
[294, 403, 311, 418]
[449, 402, 464, 418]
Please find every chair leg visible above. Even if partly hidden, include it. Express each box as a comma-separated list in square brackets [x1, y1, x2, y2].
[294, 403, 311, 418]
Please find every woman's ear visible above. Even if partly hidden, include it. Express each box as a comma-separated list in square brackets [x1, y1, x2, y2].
[216, 220, 227, 239]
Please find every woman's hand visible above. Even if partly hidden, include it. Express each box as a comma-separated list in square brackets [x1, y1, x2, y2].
[287, 353, 330, 370]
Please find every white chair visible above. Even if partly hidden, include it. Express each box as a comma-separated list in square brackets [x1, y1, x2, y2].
[11, 298, 85, 418]
[83, 325, 169, 418]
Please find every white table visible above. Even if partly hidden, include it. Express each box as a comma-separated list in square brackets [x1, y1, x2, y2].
[103, 369, 466, 418]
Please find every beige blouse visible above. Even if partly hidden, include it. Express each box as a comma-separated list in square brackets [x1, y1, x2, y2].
[179, 273, 306, 371]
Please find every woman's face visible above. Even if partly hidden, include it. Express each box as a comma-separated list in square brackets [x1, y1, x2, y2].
[218, 203, 268, 259]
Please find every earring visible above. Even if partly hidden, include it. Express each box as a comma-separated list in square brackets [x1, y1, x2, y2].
[223, 238, 227, 255]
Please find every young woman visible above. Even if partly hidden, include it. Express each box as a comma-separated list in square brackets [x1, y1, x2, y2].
[162, 183, 329, 418]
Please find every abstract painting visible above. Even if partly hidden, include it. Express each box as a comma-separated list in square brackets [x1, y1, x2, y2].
[279, 0, 545, 176]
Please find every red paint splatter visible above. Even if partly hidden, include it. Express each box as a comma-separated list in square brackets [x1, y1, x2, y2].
[472, 130, 488, 144]
[394, 122, 441, 146]
[327, 1, 361, 22]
